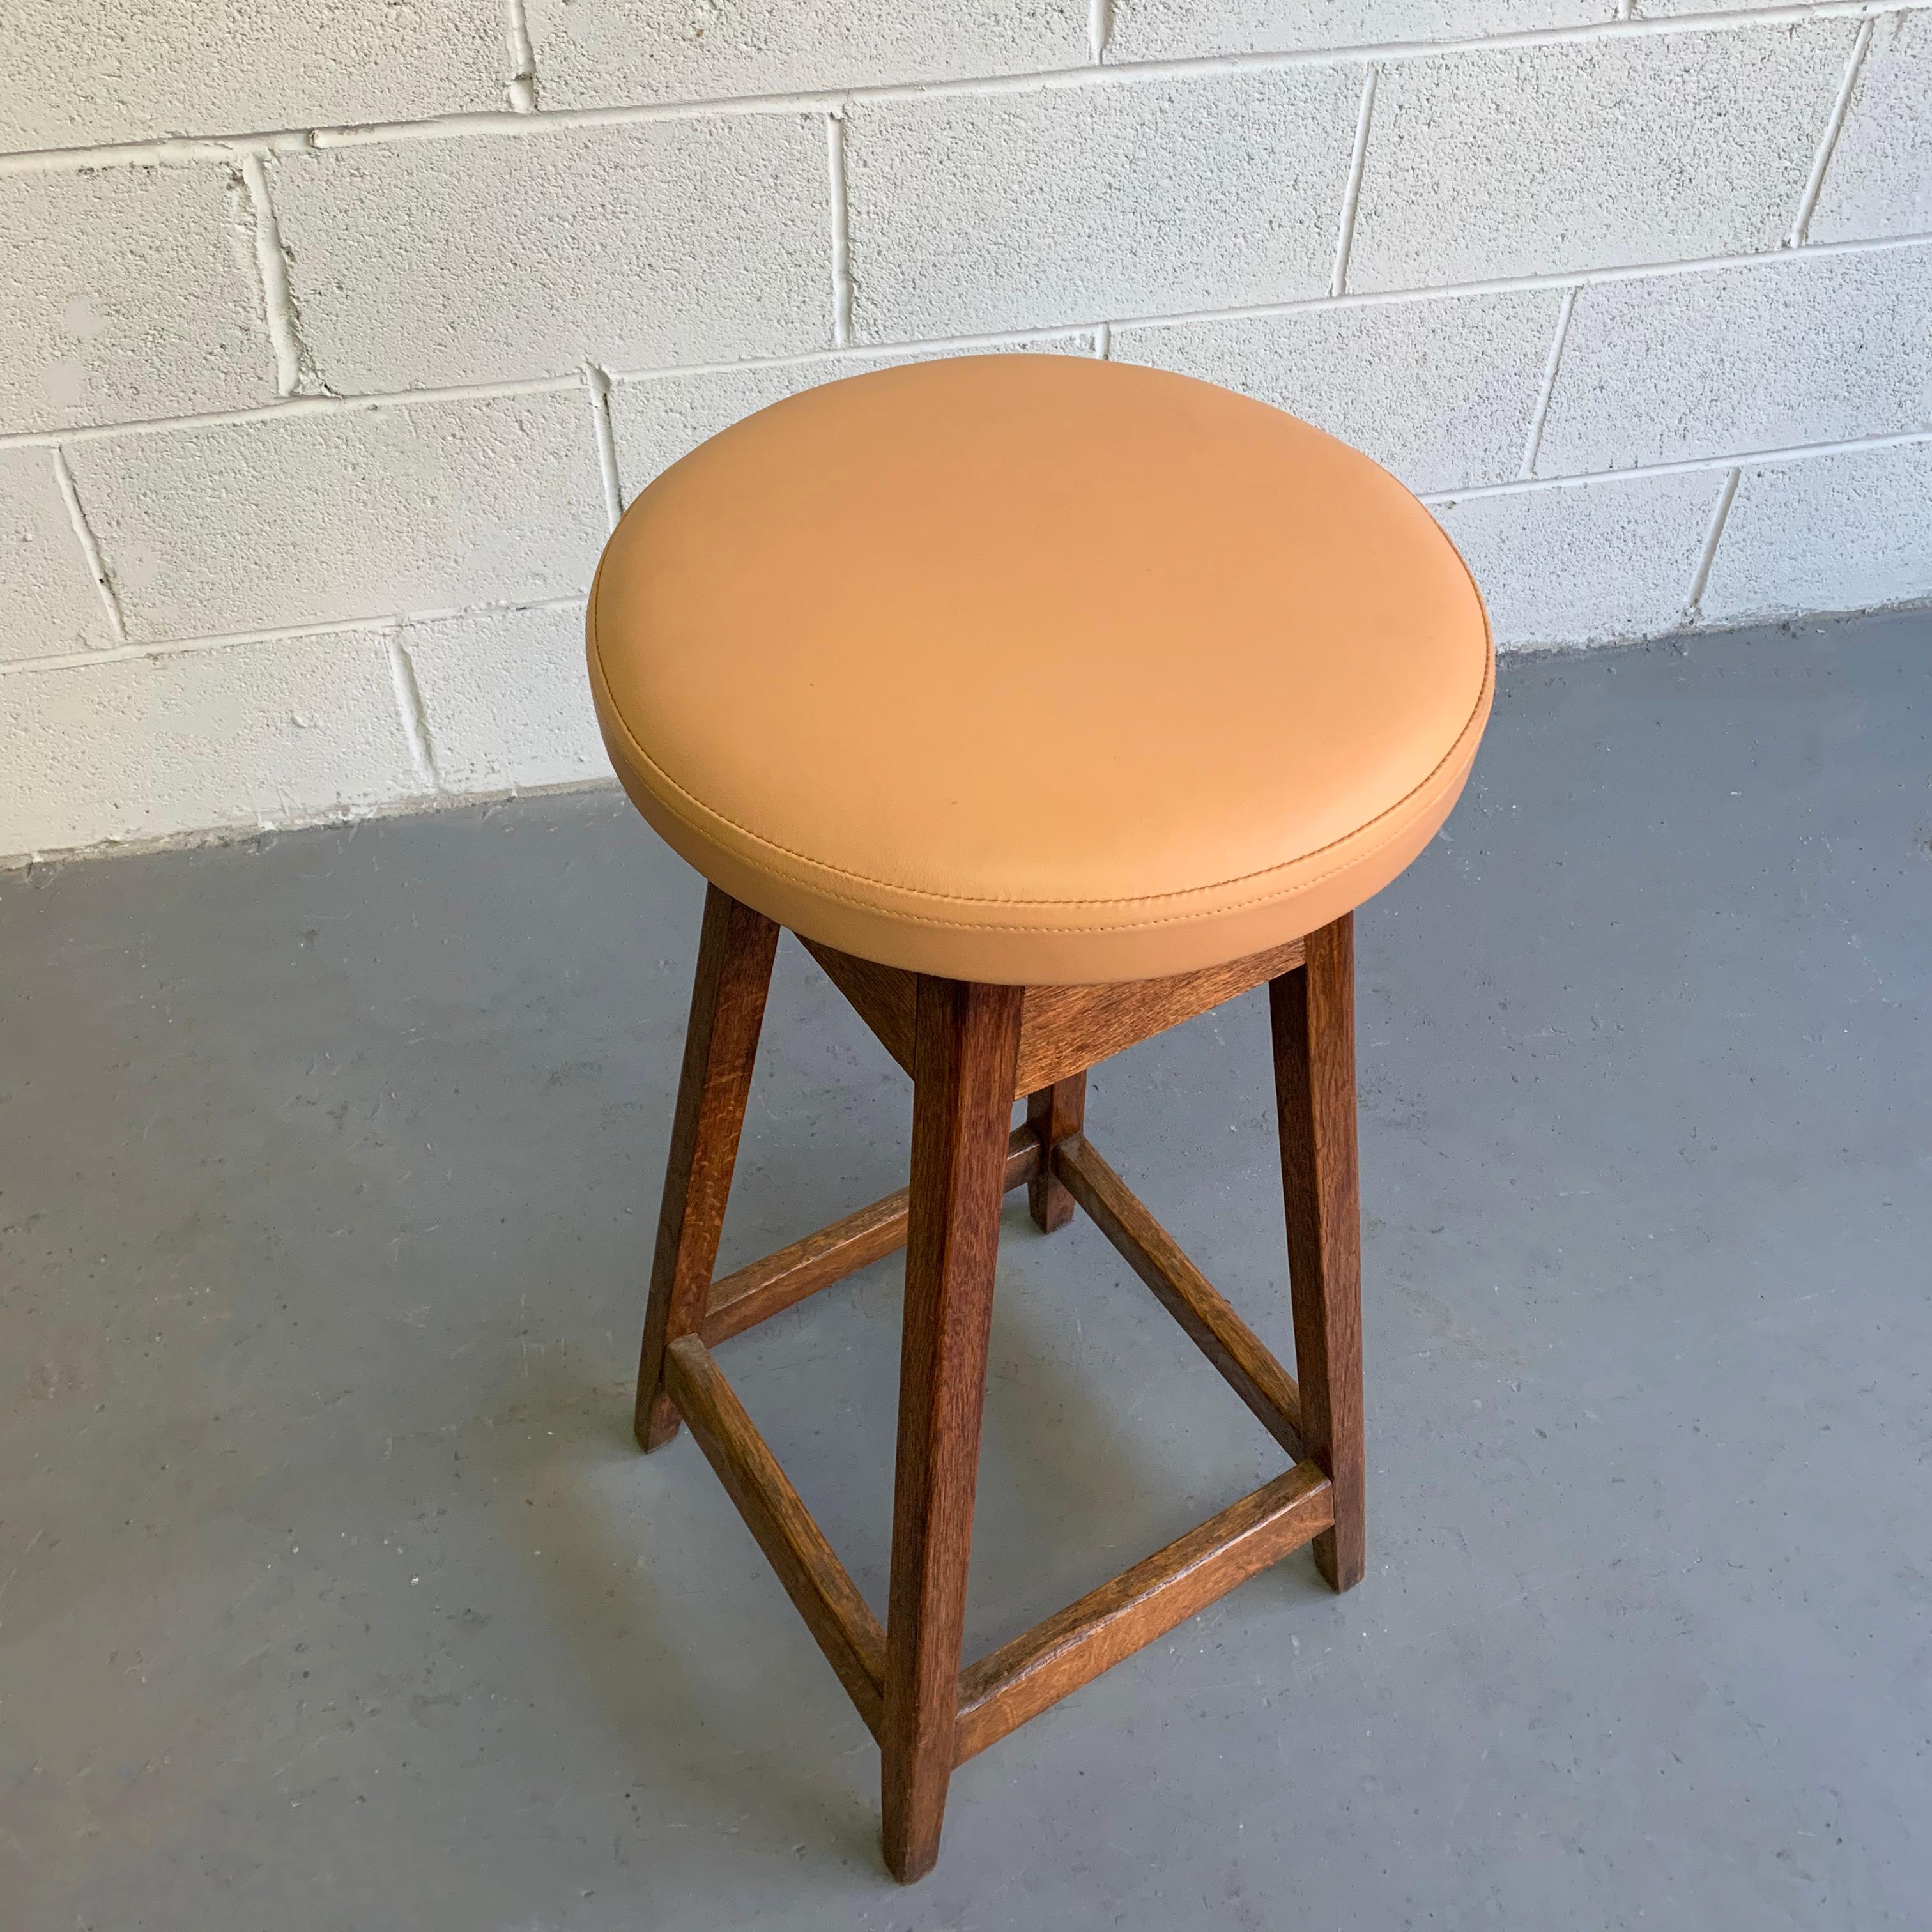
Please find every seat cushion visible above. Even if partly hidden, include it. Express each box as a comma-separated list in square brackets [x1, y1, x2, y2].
[588, 355, 1491, 985]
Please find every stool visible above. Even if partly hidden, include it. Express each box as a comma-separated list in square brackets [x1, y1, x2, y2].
[586, 355, 1491, 1882]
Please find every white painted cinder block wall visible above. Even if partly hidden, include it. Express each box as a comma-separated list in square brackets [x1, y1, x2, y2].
[2, 3, 1929, 861]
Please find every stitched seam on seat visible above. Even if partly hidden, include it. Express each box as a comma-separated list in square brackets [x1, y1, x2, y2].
[591, 615, 1491, 929]
[590, 558, 1492, 931]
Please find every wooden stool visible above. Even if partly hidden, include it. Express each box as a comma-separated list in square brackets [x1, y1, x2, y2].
[586, 356, 1492, 1882]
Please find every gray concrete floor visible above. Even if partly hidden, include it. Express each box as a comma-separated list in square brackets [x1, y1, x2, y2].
[3, 611, 1929, 1931]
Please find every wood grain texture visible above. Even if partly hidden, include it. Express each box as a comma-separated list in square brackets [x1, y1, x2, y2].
[1269, 914, 1365, 1593]
[801, 933, 1305, 1101]
[881, 976, 1023, 1884]
[1054, 1133, 1305, 1459]
[635, 885, 779, 1452]
[636, 910, 1370, 1877]
[799, 936, 916, 1077]
[1012, 935, 1305, 1095]
[664, 1334, 886, 1738]
[1024, 1073, 1085, 1234]
[702, 1130, 1041, 1345]
[954, 1461, 1334, 1763]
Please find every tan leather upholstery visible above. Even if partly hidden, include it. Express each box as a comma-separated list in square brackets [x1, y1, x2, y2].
[588, 355, 1492, 985]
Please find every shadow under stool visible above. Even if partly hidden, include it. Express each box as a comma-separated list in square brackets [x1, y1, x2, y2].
[583, 353, 1493, 1882]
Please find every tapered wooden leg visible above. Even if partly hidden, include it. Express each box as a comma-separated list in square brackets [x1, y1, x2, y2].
[1268, 914, 1365, 1593]
[881, 976, 1023, 1883]
[634, 885, 779, 1452]
[1024, 1073, 1085, 1233]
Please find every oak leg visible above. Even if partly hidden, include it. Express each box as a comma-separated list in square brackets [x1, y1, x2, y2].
[1268, 914, 1365, 1593]
[634, 885, 779, 1452]
[1024, 1072, 1086, 1233]
[881, 976, 1023, 1883]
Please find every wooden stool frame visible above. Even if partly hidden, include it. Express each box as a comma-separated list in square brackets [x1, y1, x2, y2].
[635, 883, 1365, 1882]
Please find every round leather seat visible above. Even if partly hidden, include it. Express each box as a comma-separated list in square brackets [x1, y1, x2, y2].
[588, 355, 1492, 986]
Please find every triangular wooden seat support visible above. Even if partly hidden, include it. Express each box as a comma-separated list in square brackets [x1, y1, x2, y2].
[633, 884, 1363, 1882]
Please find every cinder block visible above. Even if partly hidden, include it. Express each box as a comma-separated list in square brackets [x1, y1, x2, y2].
[65, 391, 607, 643]
[0, 449, 114, 661]
[606, 334, 1094, 500]
[1539, 245, 1932, 475]
[1350, 25, 1854, 291]
[1114, 290, 1560, 494]
[526, 0, 1087, 112]
[1811, 12, 1932, 243]
[272, 118, 830, 393]
[845, 68, 1362, 341]
[0, 0, 505, 153]
[1107, 0, 1606, 63]
[0, 631, 422, 857]
[402, 603, 606, 795]
[0, 165, 271, 434]
[1432, 471, 1722, 645]
[1701, 440, 1932, 624]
